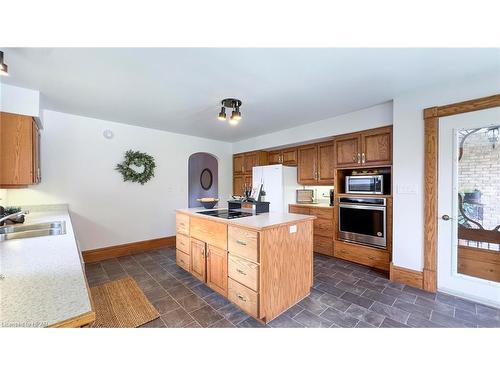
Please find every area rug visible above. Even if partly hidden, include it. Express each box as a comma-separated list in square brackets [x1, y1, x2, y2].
[90, 277, 159, 328]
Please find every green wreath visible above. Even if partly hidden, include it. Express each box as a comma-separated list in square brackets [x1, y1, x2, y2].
[115, 150, 156, 185]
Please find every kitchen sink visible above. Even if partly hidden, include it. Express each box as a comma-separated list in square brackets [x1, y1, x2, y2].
[0, 221, 66, 241]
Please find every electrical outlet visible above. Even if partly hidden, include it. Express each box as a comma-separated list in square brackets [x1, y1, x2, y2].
[289, 225, 297, 233]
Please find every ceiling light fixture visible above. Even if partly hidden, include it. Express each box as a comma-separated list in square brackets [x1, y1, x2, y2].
[218, 98, 242, 125]
[218, 107, 226, 121]
[0, 51, 8, 76]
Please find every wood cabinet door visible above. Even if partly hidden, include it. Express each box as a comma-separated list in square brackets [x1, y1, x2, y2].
[243, 152, 258, 174]
[289, 205, 310, 215]
[361, 127, 392, 166]
[268, 150, 281, 165]
[0, 112, 34, 186]
[32, 120, 41, 184]
[334, 134, 360, 167]
[233, 175, 244, 196]
[297, 145, 318, 185]
[206, 245, 228, 296]
[317, 141, 335, 184]
[281, 148, 298, 166]
[233, 154, 244, 175]
[190, 238, 206, 282]
[244, 174, 252, 188]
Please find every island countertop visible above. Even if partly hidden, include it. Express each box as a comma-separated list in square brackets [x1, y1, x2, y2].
[0, 205, 94, 328]
[176, 207, 316, 230]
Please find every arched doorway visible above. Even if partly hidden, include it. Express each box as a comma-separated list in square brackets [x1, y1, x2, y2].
[188, 152, 218, 208]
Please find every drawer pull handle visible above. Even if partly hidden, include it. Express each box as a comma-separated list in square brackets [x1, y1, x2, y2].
[236, 269, 247, 275]
[236, 240, 247, 246]
[180, 223, 185, 226]
[180, 259, 184, 264]
[237, 294, 247, 302]
[368, 256, 376, 260]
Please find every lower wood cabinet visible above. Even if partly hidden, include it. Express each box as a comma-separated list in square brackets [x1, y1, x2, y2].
[289, 204, 334, 256]
[207, 245, 228, 296]
[175, 212, 314, 323]
[190, 238, 207, 282]
[334, 240, 390, 271]
[228, 278, 259, 317]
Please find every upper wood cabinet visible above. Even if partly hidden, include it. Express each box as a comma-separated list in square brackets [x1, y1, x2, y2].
[268, 147, 298, 166]
[317, 141, 335, 184]
[233, 154, 244, 175]
[334, 134, 361, 167]
[297, 145, 318, 185]
[297, 141, 334, 185]
[334, 126, 392, 167]
[361, 127, 392, 166]
[233, 151, 268, 175]
[0, 112, 41, 188]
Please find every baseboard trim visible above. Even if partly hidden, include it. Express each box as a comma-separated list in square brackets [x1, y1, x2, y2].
[390, 262, 424, 289]
[82, 236, 176, 263]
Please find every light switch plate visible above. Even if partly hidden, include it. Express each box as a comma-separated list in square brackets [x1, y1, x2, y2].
[289, 225, 297, 233]
[397, 183, 418, 194]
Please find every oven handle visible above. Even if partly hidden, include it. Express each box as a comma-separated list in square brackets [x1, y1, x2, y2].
[339, 204, 386, 211]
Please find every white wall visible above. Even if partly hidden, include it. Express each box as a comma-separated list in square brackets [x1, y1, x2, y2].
[0, 83, 40, 117]
[392, 70, 500, 271]
[6, 110, 233, 251]
[232, 102, 393, 153]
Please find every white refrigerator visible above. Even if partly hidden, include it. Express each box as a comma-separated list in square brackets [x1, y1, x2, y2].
[252, 165, 301, 213]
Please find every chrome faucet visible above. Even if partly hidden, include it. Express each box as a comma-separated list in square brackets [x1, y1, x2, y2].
[0, 210, 29, 225]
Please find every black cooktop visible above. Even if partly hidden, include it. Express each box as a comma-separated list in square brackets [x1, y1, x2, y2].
[197, 209, 255, 219]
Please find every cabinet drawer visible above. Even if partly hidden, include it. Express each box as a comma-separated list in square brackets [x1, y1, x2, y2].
[310, 207, 333, 220]
[228, 278, 259, 317]
[176, 214, 190, 236]
[334, 241, 390, 271]
[313, 218, 333, 234]
[289, 205, 310, 215]
[176, 249, 190, 272]
[176, 234, 190, 255]
[190, 216, 227, 250]
[228, 254, 259, 292]
[314, 236, 334, 256]
[228, 226, 259, 262]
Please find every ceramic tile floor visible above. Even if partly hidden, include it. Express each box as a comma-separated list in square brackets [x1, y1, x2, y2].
[84, 247, 500, 328]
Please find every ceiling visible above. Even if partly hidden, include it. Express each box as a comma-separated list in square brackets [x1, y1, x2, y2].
[1, 48, 499, 142]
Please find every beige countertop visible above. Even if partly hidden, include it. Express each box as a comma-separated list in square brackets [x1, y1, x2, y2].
[176, 207, 315, 230]
[0, 205, 93, 327]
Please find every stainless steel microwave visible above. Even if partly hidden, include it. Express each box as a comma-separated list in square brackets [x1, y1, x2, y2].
[345, 175, 383, 195]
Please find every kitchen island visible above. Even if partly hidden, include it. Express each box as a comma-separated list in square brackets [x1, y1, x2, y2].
[175, 208, 315, 323]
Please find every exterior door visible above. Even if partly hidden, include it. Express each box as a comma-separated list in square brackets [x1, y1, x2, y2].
[207, 245, 228, 296]
[438, 107, 500, 307]
[297, 145, 317, 185]
[190, 238, 206, 282]
[334, 134, 360, 167]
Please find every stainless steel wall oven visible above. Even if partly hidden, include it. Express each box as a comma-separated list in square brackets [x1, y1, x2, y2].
[338, 197, 386, 248]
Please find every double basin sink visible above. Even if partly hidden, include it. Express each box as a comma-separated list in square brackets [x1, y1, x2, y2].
[0, 221, 66, 242]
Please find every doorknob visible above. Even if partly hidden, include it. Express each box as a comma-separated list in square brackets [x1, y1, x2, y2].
[441, 214, 452, 221]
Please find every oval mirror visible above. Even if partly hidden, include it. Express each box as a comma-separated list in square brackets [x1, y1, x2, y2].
[200, 168, 213, 190]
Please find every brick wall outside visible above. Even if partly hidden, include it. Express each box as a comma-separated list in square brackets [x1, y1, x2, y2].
[458, 130, 500, 231]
